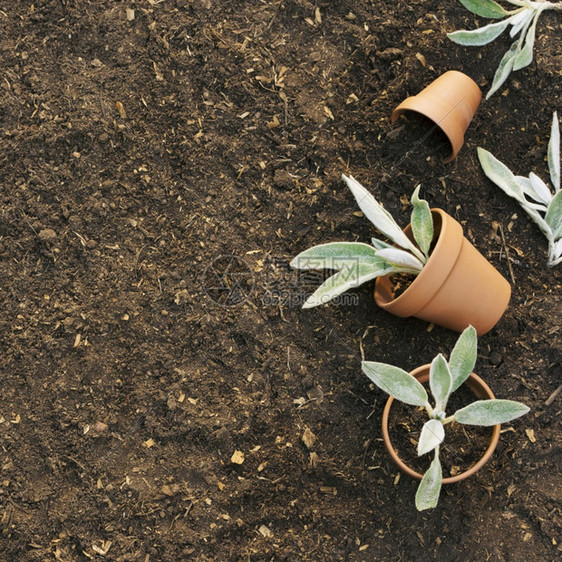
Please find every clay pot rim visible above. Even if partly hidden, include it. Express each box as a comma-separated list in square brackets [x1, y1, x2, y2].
[381, 364, 501, 484]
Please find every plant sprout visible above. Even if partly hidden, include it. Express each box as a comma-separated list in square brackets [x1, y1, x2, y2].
[290, 175, 434, 308]
[478, 112, 561, 266]
[362, 326, 529, 511]
[448, 0, 562, 99]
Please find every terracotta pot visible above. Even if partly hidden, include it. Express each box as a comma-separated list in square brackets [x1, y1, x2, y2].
[381, 364, 501, 483]
[391, 71, 482, 163]
[374, 209, 510, 336]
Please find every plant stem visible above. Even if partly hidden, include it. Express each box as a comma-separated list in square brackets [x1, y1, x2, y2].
[442, 415, 455, 426]
[424, 402, 435, 418]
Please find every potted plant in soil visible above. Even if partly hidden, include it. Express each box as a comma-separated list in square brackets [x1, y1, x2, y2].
[291, 175, 511, 335]
[362, 326, 529, 510]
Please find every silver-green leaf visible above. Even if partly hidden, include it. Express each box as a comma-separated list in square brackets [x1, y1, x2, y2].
[477, 147, 526, 204]
[454, 399, 530, 426]
[291, 242, 382, 270]
[415, 456, 442, 511]
[375, 248, 424, 272]
[302, 262, 396, 309]
[527, 173, 553, 206]
[548, 111, 560, 191]
[371, 237, 394, 251]
[509, 9, 533, 38]
[512, 11, 538, 71]
[417, 419, 445, 457]
[410, 185, 434, 259]
[430, 354, 452, 412]
[362, 362, 428, 407]
[545, 191, 562, 241]
[342, 175, 424, 261]
[447, 19, 511, 46]
[486, 40, 519, 99]
[449, 325, 478, 392]
[458, 0, 510, 19]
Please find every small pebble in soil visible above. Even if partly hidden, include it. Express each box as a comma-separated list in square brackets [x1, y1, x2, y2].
[38, 229, 57, 241]
[488, 351, 503, 366]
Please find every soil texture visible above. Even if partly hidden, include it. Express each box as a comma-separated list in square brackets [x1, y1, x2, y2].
[0, 1, 561, 560]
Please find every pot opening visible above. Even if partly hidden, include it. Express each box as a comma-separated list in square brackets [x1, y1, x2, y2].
[391, 112, 451, 161]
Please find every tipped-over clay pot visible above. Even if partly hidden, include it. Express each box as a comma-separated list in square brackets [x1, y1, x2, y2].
[391, 70, 482, 162]
[374, 209, 510, 336]
[381, 365, 501, 484]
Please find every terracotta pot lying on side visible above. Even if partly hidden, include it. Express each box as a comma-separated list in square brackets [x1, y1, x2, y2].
[374, 209, 511, 336]
[391, 70, 482, 163]
[381, 364, 501, 484]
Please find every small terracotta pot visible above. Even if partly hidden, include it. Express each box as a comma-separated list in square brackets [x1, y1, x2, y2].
[374, 209, 510, 336]
[391, 71, 482, 163]
[381, 364, 501, 484]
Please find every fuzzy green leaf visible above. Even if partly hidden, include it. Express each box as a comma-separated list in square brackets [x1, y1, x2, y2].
[371, 238, 394, 251]
[512, 11, 538, 71]
[447, 19, 511, 46]
[454, 399, 530, 426]
[291, 242, 382, 270]
[477, 147, 526, 204]
[458, 0, 510, 19]
[486, 40, 519, 99]
[449, 326, 478, 392]
[417, 419, 445, 457]
[410, 185, 434, 259]
[545, 191, 562, 240]
[514, 176, 548, 209]
[430, 354, 453, 412]
[527, 173, 553, 206]
[374, 248, 424, 272]
[509, 9, 533, 38]
[342, 175, 424, 260]
[415, 456, 442, 511]
[548, 112, 560, 191]
[302, 262, 396, 308]
[362, 362, 428, 406]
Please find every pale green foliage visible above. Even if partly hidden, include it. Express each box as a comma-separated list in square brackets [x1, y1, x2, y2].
[448, 1, 562, 99]
[449, 325, 478, 392]
[478, 112, 562, 266]
[454, 400, 530, 426]
[417, 420, 445, 457]
[362, 326, 529, 510]
[458, 0, 509, 18]
[429, 354, 453, 412]
[411, 185, 434, 257]
[291, 175, 434, 308]
[362, 363, 428, 407]
[415, 455, 442, 511]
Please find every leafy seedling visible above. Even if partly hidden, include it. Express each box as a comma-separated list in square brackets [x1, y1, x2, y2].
[291, 175, 434, 308]
[448, 0, 562, 98]
[478, 112, 561, 266]
[362, 326, 529, 510]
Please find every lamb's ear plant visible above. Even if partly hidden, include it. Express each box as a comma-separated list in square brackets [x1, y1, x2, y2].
[362, 325, 529, 511]
[290, 175, 433, 308]
[478, 112, 561, 266]
[448, 1, 562, 99]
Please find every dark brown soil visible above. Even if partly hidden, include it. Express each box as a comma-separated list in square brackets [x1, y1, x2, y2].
[0, 1, 560, 560]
